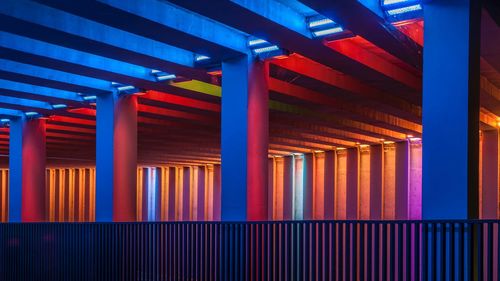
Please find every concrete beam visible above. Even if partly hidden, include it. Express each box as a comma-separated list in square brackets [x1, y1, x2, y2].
[40, 0, 248, 59]
[0, 0, 210, 81]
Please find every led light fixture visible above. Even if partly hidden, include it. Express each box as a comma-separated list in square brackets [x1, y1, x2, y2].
[308, 15, 345, 39]
[195, 55, 210, 62]
[308, 18, 334, 28]
[386, 4, 422, 15]
[52, 104, 67, 109]
[253, 45, 279, 54]
[25, 111, 39, 117]
[383, 0, 411, 5]
[0, 118, 9, 123]
[312, 27, 344, 37]
[151, 70, 176, 82]
[83, 95, 97, 101]
[248, 38, 268, 47]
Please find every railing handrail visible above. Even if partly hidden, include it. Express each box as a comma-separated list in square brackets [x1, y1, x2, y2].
[2, 218, 500, 225]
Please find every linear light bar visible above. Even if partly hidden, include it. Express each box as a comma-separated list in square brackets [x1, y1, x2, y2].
[25, 111, 39, 117]
[312, 27, 344, 37]
[195, 55, 210, 62]
[151, 70, 176, 82]
[52, 104, 67, 109]
[309, 18, 334, 28]
[156, 74, 176, 81]
[386, 4, 422, 15]
[0, 118, 9, 123]
[83, 95, 97, 101]
[248, 38, 268, 47]
[383, 0, 412, 5]
[253, 45, 279, 54]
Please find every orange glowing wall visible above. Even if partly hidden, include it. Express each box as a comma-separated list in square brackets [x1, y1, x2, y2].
[0, 169, 8, 222]
[136, 165, 221, 222]
[268, 141, 424, 220]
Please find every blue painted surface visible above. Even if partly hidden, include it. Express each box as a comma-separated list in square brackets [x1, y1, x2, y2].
[0, 0, 195, 68]
[0, 58, 112, 94]
[422, 0, 480, 219]
[0, 78, 82, 101]
[0, 96, 52, 110]
[0, 31, 153, 82]
[8, 116, 25, 222]
[0, 108, 23, 117]
[95, 92, 117, 222]
[221, 56, 250, 221]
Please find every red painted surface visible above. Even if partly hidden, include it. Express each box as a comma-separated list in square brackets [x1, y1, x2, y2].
[346, 148, 358, 220]
[246, 61, 269, 221]
[481, 130, 498, 219]
[113, 95, 138, 222]
[21, 119, 46, 222]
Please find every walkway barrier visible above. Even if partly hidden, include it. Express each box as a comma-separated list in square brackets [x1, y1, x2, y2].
[0, 220, 498, 280]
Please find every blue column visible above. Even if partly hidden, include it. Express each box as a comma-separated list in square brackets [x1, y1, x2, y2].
[221, 55, 269, 221]
[9, 117, 46, 222]
[95, 93, 138, 222]
[422, 0, 481, 219]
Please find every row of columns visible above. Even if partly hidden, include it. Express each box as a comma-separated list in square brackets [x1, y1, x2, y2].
[6, 0, 484, 222]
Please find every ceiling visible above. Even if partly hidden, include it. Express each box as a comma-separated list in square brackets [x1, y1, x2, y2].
[0, 0, 498, 167]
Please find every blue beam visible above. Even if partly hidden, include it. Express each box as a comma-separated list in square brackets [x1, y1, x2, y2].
[40, 0, 248, 59]
[0, 0, 210, 81]
[169, 0, 415, 95]
[0, 108, 23, 117]
[8, 116, 24, 222]
[0, 78, 83, 102]
[0, 96, 52, 110]
[230, 0, 311, 37]
[299, 0, 422, 69]
[422, 0, 480, 219]
[0, 59, 112, 94]
[0, 32, 218, 103]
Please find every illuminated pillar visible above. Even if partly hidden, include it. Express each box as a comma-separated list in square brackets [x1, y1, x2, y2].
[395, 141, 409, 219]
[481, 130, 498, 219]
[303, 153, 314, 220]
[346, 147, 358, 220]
[9, 118, 46, 222]
[221, 56, 268, 221]
[370, 145, 383, 220]
[324, 151, 335, 220]
[422, 0, 480, 219]
[282, 156, 294, 220]
[96, 93, 137, 222]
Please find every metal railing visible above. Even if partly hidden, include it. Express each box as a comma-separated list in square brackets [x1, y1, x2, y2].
[1, 220, 498, 280]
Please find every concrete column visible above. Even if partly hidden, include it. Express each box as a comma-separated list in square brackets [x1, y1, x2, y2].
[221, 56, 269, 221]
[324, 151, 335, 220]
[481, 130, 499, 219]
[346, 147, 359, 220]
[9, 118, 46, 222]
[370, 145, 383, 220]
[96, 93, 137, 222]
[303, 153, 314, 220]
[422, 0, 481, 219]
[395, 141, 409, 219]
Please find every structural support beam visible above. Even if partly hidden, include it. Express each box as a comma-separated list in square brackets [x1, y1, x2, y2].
[221, 56, 269, 221]
[9, 117, 46, 222]
[422, 0, 481, 219]
[95, 93, 137, 222]
[481, 130, 499, 219]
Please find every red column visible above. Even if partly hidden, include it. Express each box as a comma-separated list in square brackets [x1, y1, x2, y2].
[113, 95, 138, 222]
[346, 147, 359, 220]
[303, 153, 314, 220]
[21, 119, 46, 222]
[370, 145, 383, 220]
[395, 141, 410, 220]
[323, 151, 335, 220]
[481, 130, 499, 219]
